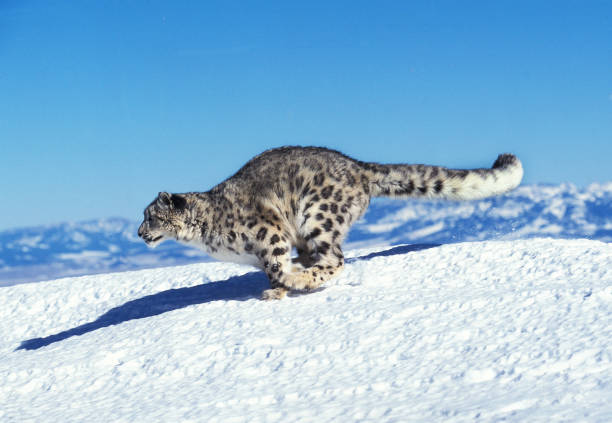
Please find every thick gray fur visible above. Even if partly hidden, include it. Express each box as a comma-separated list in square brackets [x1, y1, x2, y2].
[138, 146, 523, 299]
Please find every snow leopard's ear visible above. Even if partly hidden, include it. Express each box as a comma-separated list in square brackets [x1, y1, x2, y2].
[157, 192, 186, 210]
[157, 192, 172, 208]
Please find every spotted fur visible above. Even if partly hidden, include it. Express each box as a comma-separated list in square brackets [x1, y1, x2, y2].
[138, 146, 523, 299]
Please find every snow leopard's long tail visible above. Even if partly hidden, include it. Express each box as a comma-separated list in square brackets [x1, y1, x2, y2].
[361, 154, 523, 200]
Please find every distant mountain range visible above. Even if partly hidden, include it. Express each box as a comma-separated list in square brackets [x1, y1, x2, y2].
[347, 182, 612, 248]
[1, 183, 610, 286]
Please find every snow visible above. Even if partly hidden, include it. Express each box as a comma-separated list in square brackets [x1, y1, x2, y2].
[1, 238, 611, 422]
[57, 250, 111, 261]
[404, 221, 445, 239]
[13, 235, 45, 249]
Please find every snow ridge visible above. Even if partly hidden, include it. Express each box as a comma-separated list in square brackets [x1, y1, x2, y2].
[1, 239, 610, 422]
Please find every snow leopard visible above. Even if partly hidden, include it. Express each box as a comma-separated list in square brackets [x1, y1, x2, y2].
[138, 146, 523, 299]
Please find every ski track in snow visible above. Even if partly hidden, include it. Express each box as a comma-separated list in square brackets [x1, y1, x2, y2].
[1, 239, 611, 422]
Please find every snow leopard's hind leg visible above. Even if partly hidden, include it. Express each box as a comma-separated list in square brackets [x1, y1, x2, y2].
[260, 238, 345, 300]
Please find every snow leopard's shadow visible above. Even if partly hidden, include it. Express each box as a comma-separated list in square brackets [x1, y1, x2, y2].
[16, 244, 439, 351]
[16, 272, 269, 351]
[347, 243, 439, 263]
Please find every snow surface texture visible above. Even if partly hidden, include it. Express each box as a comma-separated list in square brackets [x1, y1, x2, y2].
[1, 239, 611, 422]
[1, 182, 611, 286]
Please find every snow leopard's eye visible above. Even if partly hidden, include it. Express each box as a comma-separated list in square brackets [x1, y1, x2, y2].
[148, 215, 161, 227]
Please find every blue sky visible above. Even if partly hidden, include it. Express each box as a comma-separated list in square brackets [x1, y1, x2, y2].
[1, 1, 611, 230]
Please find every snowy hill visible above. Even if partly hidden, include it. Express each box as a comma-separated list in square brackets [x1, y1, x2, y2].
[1, 239, 610, 422]
[1, 183, 610, 286]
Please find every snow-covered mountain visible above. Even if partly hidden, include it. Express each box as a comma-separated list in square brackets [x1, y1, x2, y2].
[0, 218, 213, 286]
[1, 183, 610, 286]
[2, 239, 611, 422]
[347, 182, 612, 248]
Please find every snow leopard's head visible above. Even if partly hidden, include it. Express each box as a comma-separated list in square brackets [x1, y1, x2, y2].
[138, 192, 188, 247]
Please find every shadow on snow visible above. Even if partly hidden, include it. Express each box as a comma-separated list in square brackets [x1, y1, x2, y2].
[16, 244, 438, 351]
[345, 243, 438, 263]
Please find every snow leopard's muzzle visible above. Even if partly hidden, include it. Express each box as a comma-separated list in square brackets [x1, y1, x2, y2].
[138, 221, 164, 247]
